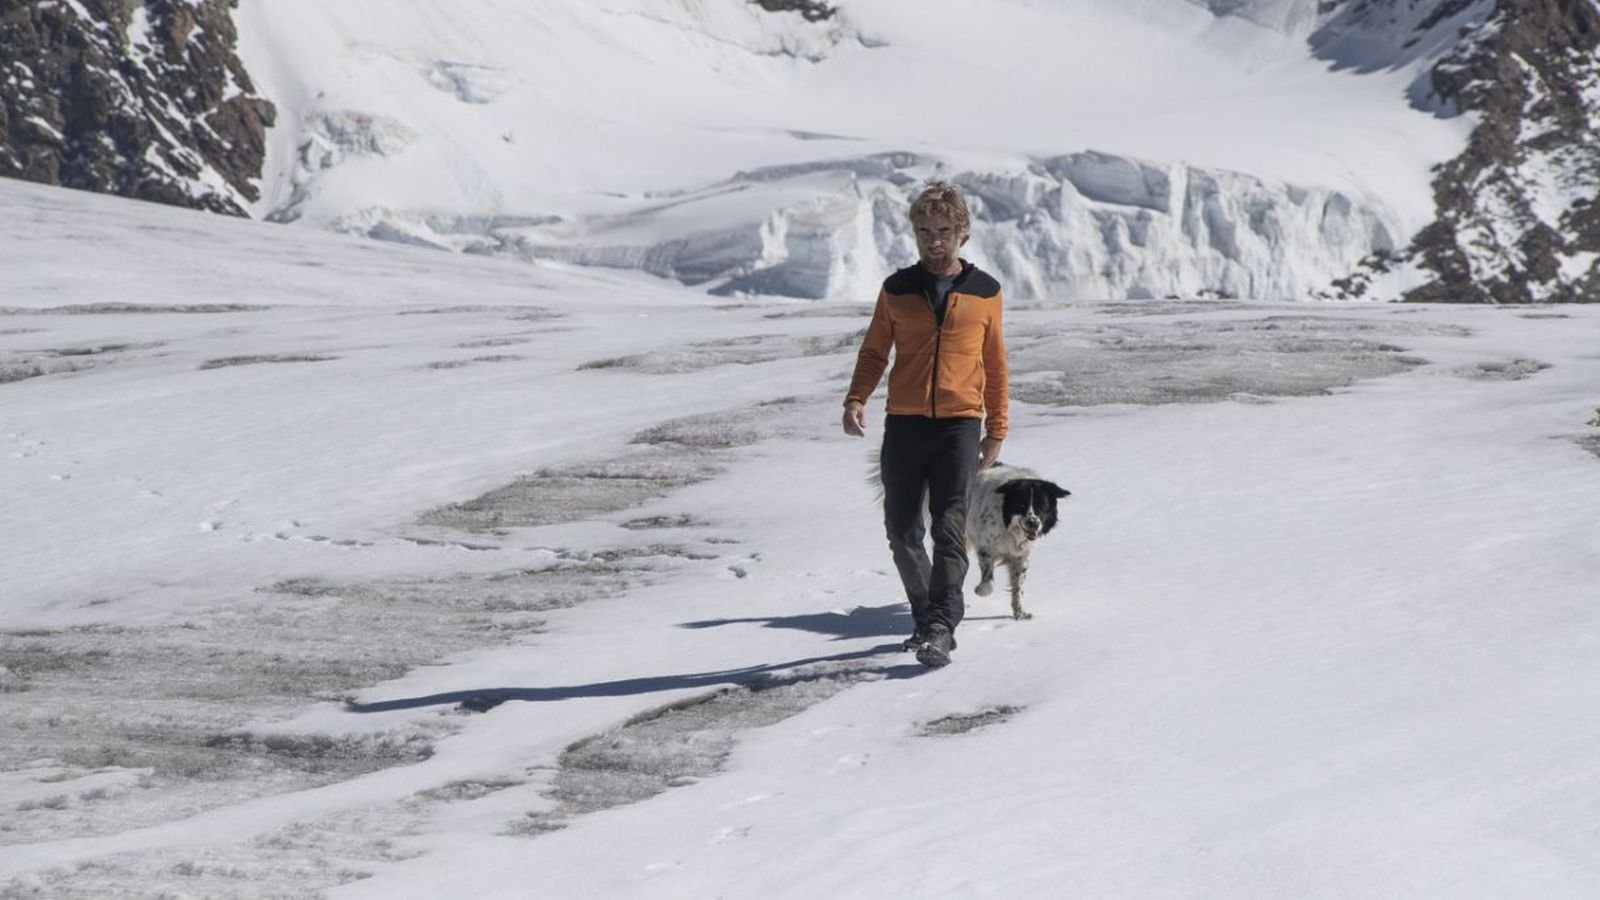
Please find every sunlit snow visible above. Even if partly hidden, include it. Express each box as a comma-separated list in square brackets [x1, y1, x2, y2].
[230, 0, 1478, 301]
[4, 167, 1600, 898]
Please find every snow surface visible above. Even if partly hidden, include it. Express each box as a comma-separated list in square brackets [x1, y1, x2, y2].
[230, 0, 1477, 300]
[5, 177, 1600, 897]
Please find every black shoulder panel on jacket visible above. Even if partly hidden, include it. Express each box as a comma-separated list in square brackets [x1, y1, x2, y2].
[882, 264, 926, 297]
[954, 267, 1001, 299]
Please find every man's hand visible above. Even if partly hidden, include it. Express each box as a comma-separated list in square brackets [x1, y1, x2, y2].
[842, 401, 867, 437]
[979, 437, 1003, 469]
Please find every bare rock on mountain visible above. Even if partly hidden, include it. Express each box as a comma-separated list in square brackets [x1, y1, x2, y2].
[1317, 0, 1600, 302]
[750, 0, 837, 22]
[0, 0, 275, 216]
[1406, 0, 1600, 302]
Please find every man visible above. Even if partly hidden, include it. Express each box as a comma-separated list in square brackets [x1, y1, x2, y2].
[841, 182, 1008, 669]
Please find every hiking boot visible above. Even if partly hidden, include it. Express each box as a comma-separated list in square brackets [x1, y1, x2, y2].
[915, 624, 955, 668]
[902, 627, 956, 652]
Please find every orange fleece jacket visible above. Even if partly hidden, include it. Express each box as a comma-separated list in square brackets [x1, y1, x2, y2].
[844, 262, 1008, 440]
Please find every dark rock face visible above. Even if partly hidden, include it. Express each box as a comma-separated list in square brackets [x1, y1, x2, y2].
[750, 0, 836, 22]
[1406, 0, 1600, 302]
[1319, 0, 1600, 302]
[0, 0, 274, 216]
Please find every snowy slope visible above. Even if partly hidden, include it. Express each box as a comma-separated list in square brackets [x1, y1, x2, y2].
[5, 177, 1600, 898]
[230, 0, 1475, 300]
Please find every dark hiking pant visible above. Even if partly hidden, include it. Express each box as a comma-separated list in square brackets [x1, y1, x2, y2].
[880, 414, 981, 633]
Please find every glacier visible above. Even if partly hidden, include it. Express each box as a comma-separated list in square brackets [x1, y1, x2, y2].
[341, 150, 1396, 302]
[227, 0, 1473, 301]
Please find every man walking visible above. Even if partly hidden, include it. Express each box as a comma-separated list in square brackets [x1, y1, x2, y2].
[842, 182, 1008, 668]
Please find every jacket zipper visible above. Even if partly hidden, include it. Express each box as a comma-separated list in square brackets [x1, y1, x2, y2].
[929, 295, 956, 418]
[925, 265, 965, 418]
[925, 287, 940, 418]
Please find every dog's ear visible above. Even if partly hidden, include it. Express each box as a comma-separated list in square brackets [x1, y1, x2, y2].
[997, 482, 1038, 504]
[1048, 482, 1070, 499]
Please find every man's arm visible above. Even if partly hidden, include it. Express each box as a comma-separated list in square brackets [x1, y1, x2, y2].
[842, 289, 893, 437]
[979, 291, 1008, 467]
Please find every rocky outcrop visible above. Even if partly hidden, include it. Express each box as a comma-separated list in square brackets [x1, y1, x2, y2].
[1316, 0, 1600, 302]
[0, 0, 274, 216]
[1406, 0, 1600, 302]
[750, 0, 837, 22]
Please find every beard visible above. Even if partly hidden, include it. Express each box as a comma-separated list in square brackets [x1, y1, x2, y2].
[919, 247, 960, 273]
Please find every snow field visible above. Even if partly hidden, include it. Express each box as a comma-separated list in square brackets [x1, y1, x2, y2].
[4, 178, 1600, 897]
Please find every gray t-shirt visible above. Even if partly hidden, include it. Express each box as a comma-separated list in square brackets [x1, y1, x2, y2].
[930, 272, 956, 325]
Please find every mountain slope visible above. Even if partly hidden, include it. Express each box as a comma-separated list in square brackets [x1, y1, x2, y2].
[224, 0, 1470, 301]
[1402, 0, 1600, 302]
[0, 0, 274, 214]
[6, 0, 1599, 301]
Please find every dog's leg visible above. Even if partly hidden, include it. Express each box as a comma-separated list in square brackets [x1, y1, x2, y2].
[1008, 557, 1032, 620]
[974, 550, 995, 597]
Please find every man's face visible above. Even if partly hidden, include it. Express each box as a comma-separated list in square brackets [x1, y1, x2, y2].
[913, 214, 965, 273]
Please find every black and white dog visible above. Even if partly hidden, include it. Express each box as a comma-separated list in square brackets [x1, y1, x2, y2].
[965, 464, 1070, 620]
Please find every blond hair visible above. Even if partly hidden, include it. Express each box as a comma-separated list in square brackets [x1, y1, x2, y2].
[908, 182, 971, 243]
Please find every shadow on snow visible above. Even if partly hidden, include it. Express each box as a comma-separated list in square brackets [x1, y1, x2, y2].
[345, 643, 921, 714]
[679, 602, 909, 641]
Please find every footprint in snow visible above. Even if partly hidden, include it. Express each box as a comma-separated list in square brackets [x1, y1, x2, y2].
[709, 825, 752, 845]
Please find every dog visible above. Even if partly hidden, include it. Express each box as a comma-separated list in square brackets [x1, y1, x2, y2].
[965, 463, 1070, 620]
[868, 457, 1069, 622]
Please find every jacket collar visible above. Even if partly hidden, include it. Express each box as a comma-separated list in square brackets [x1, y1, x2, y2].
[916, 259, 974, 285]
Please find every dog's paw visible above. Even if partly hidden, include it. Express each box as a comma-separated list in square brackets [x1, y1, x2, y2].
[1012, 610, 1033, 621]
[974, 580, 994, 597]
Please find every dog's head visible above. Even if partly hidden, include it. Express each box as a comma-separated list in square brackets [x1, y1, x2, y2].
[997, 478, 1070, 542]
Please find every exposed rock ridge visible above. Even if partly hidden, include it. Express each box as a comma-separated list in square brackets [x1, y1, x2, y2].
[750, 0, 837, 22]
[1407, 0, 1600, 302]
[1317, 0, 1600, 302]
[0, 0, 274, 215]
